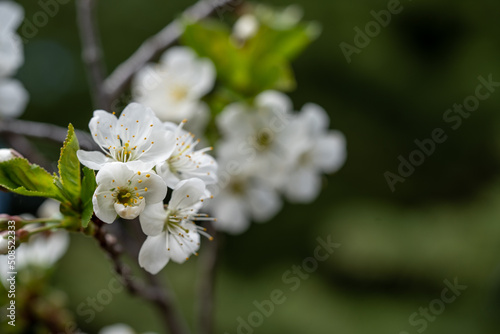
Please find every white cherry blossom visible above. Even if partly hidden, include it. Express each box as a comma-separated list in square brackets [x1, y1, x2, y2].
[93, 162, 167, 223]
[283, 103, 346, 203]
[139, 178, 214, 274]
[132, 47, 215, 132]
[216, 90, 308, 188]
[155, 121, 218, 189]
[77, 103, 175, 171]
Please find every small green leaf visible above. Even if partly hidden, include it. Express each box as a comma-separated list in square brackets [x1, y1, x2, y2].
[80, 167, 96, 228]
[57, 124, 81, 208]
[0, 158, 65, 202]
[182, 19, 318, 97]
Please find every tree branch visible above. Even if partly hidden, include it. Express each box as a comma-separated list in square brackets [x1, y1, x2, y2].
[0, 119, 98, 151]
[197, 224, 220, 334]
[93, 216, 191, 334]
[103, 0, 235, 104]
[76, 0, 108, 109]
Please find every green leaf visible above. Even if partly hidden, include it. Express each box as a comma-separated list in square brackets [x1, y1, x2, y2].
[182, 20, 318, 97]
[57, 124, 81, 208]
[0, 158, 65, 201]
[80, 167, 96, 228]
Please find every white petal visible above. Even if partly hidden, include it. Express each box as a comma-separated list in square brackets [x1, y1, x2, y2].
[77, 150, 109, 170]
[233, 14, 260, 40]
[114, 200, 145, 220]
[24, 230, 69, 268]
[139, 202, 167, 236]
[141, 172, 168, 204]
[255, 90, 293, 115]
[0, 32, 23, 77]
[166, 232, 193, 264]
[0, 2, 24, 32]
[247, 182, 282, 222]
[300, 103, 330, 133]
[139, 233, 169, 275]
[189, 58, 215, 98]
[216, 102, 254, 137]
[93, 189, 117, 224]
[211, 194, 250, 235]
[99, 324, 136, 334]
[284, 167, 322, 203]
[138, 129, 176, 168]
[0, 148, 14, 162]
[0, 79, 28, 118]
[156, 161, 182, 189]
[95, 162, 130, 185]
[37, 199, 61, 219]
[169, 178, 206, 211]
[312, 130, 347, 173]
[160, 46, 197, 69]
[88, 109, 118, 148]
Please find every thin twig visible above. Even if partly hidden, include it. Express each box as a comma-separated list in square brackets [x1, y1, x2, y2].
[103, 0, 235, 104]
[0, 119, 98, 151]
[76, 0, 107, 109]
[93, 216, 191, 334]
[197, 224, 220, 334]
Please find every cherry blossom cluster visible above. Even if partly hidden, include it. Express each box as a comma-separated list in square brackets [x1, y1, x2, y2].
[77, 103, 218, 274]
[210, 91, 346, 234]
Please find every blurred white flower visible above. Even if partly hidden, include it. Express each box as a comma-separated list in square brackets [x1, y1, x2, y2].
[0, 225, 69, 286]
[77, 103, 175, 171]
[0, 79, 28, 118]
[139, 178, 213, 274]
[0, 1, 24, 77]
[37, 199, 62, 219]
[99, 323, 156, 334]
[0, 147, 21, 162]
[216, 90, 308, 188]
[208, 164, 282, 235]
[155, 121, 218, 189]
[283, 103, 346, 203]
[0, 1, 28, 119]
[93, 162, 167, 223]
[132, 47, 215, 133]
[232, 14, 260, 42]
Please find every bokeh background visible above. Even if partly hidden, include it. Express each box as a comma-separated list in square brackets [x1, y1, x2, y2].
[3, 0, 500, 333]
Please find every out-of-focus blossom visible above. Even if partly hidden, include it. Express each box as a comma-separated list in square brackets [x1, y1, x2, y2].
[77, 103, 175, 171]
[132, 47, 215, 133]
[0, 225, 69, 286]
[208, 162, 282, 235]
[0, 1, 28, 118]
[232, 14, 260, 42]
[216, 90, 308, 189]
[92, 162, 167, 223]
[283, 103, 346, 202]
[99, 323, 157, 334]
[139, 178, 213, 274]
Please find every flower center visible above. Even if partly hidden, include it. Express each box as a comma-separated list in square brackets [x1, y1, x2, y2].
[254, 130, 274, 151]
[171, 85, 189, 102]
[114, 142, 137, 162]
[116, 188, 136, 206]
[230, 179, 246, 195]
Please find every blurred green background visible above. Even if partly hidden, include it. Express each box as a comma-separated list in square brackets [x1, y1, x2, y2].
[4, 0, 500, 333]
